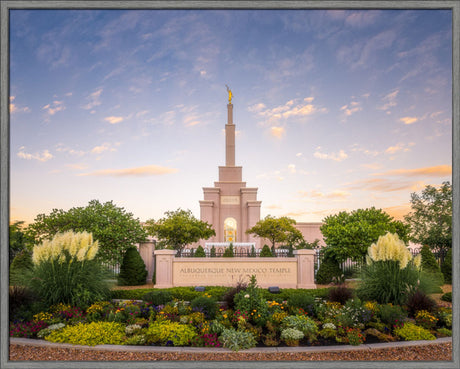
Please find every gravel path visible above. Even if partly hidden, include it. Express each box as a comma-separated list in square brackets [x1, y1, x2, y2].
[9, 340, 452, 362]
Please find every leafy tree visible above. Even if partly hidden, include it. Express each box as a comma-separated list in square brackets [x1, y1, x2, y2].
[118, 247, 148, 286]
[145, 209, 215, 254]
[320, 207, 410, 262]
[420, 245, 441, 273]
[26, 200, 148, 266]
[246, 215, 303, 250]
[404, 182, 452, 252]
[9, 221, 33, 263]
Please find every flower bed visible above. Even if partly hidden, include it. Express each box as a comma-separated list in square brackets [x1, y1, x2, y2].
[9, 280, 452, 352]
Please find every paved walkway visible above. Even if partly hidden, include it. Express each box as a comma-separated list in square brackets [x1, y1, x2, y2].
[10, 336, 452, 353]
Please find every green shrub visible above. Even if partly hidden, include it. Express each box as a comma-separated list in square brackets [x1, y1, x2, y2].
[146, 321, 197, 346]
[315, 256, 342, 284]
[394, 322, 436, 341]
[9, 286, 39, 322]
[190, 296, 218, 320]
[142, 290, 172, 305]
[110, 288, 152, 300]
[28, 231, 110, 309]
[233, 276, 269, 326]
[441, 249, 452, 284]
[436, 328, 452, 337]
[219, 328, 257, 352]
[420, 246, 441, 273]
[259, 245, 273, 257]
[9, 250, 34, 285]
[280, 328, 304, 346]
[287, 293, 315, 314]
[205, 286, 230, 300]
[118, 247, 148, 286]
[441, 292, 452, 302]
[194, 246, 206, 257]
[222, 281, 248, 310]
[377, 303, 407, 328]
[210, 246, 216, 257]
[223, 244, 234, 257]
[281, 315, 318, 342]
[45, 322, 125, 346]
[436, 307, 452, 328]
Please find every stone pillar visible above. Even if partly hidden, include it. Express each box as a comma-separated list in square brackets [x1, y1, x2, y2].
[138, 242, 155, 282]
[294, 249, 317, 289]
[154, 249, 175, 288]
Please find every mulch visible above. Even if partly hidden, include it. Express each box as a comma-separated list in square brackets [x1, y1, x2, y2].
[9, 342, 452, 361]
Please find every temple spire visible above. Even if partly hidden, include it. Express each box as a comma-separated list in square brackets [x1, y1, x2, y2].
[225, 87, 235, 166]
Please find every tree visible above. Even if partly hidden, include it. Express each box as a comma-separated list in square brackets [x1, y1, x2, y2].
[26, 200, 148, 266]
[9, 221, 33, 263]
[145, 209, 215, 254]
[118, 247, 148, 286]
[246, 215, 303, 249]
[320, 207, 410, 263]
[194, 245, 206, 257]
[404, 181, 452, 252]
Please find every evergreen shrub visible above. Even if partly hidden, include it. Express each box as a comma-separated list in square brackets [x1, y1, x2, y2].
[420, 245, 441, 273]
[259, 245, 273, 257]
[441, 292, 452, 302]
[194, 245, 206, 257]
[223, 244, 234, 257]
[118, 247, 148, 286]
[210, 246, 216, 257]
[287, 293, 315, 315]
[190, 296, 218, 319]
[9, 250, 33, 285]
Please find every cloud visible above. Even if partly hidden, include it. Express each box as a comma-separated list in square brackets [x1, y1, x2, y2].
[91, 142, 117, 155]
[17, 147, 53, 162]
[314, 148, 348, 162]
[270, 126, 285, 139]
[66, 163, 88, 170]
[340, 100, 362, 117]
[373, 165, 451, 177]
[55, 144, 86, 157]
[9, 96, 30, 114]
[82, 88, 103, 110]
[385, 142, 414, 154]
[42, 100, 65, 116]
[400, 116, 418, 125]
[383, 204, 412, 220]
[345, 177, 426, 193]
[78, 164, 178, 177]
[104, 116, 124, 124]
[288, 164, 296, 173]
[250, 97, 326, 126]
[299, 189, 351, 199]
[378, 89, 399, 112]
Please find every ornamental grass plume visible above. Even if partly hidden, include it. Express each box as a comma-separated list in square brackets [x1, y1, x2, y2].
[29, 231, 110, 309]
[367, 232, 412, 269]
[32, 231, 99, 265]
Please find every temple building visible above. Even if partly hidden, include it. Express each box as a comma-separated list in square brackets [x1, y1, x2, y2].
[199, 89, 263, 251]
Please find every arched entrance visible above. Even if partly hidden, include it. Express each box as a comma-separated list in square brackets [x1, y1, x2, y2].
[224, 217, 237, 242]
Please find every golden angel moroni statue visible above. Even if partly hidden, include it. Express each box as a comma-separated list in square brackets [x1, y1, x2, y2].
[226, 85, 233, 103]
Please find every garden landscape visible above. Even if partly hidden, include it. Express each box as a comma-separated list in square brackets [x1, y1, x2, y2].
[4, 4, 458, 368]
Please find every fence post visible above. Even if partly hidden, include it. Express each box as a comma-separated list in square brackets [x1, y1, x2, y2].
[154, 249, 175, 288]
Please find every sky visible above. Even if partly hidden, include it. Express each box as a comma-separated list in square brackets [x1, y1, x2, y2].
[9, 9, 452, 225]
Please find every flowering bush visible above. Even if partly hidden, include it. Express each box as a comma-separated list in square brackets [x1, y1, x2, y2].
[415, 310, 438, 330]
[377, 303, 407, 330]
[45, 322, 125, 346]
[436, 307, 452, 329]
[233, 276, 269, 326]
[10, 321, 48, 338]
[319, 322, 337, 340]
[345, 327, 365, 345]
[86, 301, 113, 322]
[192, 333, 221, 347]
[29, 231, 110, 309]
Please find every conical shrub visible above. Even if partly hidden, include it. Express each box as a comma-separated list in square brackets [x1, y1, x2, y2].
[118, 247, 148, 286]
[441, 249, 452, 284]
[194, 245, 206, 257]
